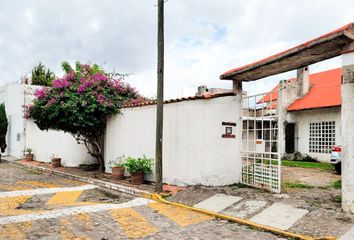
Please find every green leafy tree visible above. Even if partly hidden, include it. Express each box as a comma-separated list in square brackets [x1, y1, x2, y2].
[31, 62, 55, 86]
[0, 103, 8, 153]
[26, 61, 145, 171]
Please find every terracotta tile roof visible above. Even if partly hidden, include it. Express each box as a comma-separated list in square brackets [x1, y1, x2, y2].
[259, 68, 342, 111]
[287, 68, 342, 111]
[121, 92, 235, 108]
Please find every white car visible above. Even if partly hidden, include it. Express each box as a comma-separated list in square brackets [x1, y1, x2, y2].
[331, 145, 341, 174]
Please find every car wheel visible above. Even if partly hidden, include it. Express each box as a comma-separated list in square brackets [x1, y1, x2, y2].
[335, 163, 341, 175]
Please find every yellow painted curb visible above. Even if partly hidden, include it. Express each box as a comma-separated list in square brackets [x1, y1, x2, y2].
[142, 193, 337, 240]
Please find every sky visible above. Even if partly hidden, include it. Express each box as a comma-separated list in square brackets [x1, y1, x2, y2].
[0, 0, 354, 99]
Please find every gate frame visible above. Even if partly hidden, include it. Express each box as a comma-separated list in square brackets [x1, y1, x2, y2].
[240, 90, 281, 193]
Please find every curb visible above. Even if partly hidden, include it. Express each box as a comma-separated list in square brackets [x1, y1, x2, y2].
[143, 193, 337, 240]
[4, 160, 150, 197]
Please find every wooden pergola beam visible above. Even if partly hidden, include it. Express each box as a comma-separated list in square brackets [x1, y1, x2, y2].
[220, 23, 354, 82]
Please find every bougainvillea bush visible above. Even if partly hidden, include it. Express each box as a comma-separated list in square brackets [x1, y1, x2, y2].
[26, 61, 145, 171]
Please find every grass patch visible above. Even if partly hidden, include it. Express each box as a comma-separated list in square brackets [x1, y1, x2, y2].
[27, 169, 42, 175]
[285, 182, 314, 189]
[331, 195, 342, 203]
[332, 180, 341, 189]
[282, 160, 334, 171]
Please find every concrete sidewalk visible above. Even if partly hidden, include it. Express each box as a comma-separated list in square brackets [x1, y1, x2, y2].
[170, 185, 354, 239]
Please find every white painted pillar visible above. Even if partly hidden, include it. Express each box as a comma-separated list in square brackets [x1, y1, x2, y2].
[278, 80, 287, 158]
[341, 51, 354, 213]
[233, 80, 242, 95]
[233, 80, 243, 183]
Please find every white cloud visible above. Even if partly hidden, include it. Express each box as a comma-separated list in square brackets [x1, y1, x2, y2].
[0, 0, 353, 98]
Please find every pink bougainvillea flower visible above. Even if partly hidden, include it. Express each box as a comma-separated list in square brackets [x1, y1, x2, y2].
[77, 85, 86, 93]
[52, 78, 69, 88]
[46, 98, 56, 106]
[97, 93, 105, 104]
[92, 73, 108, 82]
[34, 88, 47, 98]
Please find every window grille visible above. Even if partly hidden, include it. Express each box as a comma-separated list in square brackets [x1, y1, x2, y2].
[309, 121, 335, 154]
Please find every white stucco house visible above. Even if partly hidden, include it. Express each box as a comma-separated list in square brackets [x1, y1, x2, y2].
[260, 68, 342, 162]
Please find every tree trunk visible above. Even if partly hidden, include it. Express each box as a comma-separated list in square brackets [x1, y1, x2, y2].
[97, 154, 105, 172]
[97, 133, 105, 172]
[75, 133, 105, 173]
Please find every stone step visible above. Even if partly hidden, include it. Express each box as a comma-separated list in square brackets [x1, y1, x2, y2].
[193, 194, 242, 212]
[250, 203, 309, 230]
[221, 200, 268, 219]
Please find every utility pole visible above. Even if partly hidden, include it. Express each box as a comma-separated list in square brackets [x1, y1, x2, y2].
[155, 0, 164, 193]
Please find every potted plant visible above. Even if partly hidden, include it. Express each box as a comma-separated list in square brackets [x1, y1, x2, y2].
[110, 156, 126, 180]
[51, 154, 61, 168]
[122, 156, 153, 185]
[24, 148, 34, 161]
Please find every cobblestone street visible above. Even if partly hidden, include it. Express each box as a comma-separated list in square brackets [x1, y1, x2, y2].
[0, 162, 288, 240]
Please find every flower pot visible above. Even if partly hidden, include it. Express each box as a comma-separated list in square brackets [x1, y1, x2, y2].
[51, 158, 61, 168]
[130, 172, 144, 185]
[25, 154, 34, 161]
[112, 166, 125, 180]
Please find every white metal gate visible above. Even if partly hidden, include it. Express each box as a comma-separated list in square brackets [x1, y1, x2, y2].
[241, 91, 281, 193]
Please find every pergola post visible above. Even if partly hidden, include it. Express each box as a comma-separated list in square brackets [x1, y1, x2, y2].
[233, 80, 242, 182]
[278, 80, 286, 158]
[232, 80, 242, 95]
[341, 50, 354, 213]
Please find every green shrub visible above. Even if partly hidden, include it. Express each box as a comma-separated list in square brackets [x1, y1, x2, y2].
[292, 151, 303, 161]
[291, 151, 317, 162]
[122, 156, 153, 175]
[302, 154, 317, 162]
[31, 62, 55, 87]
[24, 148, 33, 155]
[0, 103, 8, 152]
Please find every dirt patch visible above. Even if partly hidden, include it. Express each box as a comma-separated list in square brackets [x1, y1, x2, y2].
[282, 165, 340, 188]
[79, 188, 133, 204]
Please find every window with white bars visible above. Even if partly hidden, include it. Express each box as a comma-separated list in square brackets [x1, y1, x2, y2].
[309, 121, 335, 154]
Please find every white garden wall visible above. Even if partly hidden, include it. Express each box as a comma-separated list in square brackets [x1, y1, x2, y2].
[26, 120, 96, 166]
[1, 83, 28, 158]
[105, 95, 241, 186]
[290, 107, 341, 162]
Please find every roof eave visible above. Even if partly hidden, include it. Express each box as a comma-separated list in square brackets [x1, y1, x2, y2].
[287, 104, 341, 112]
[220, 23, 354, 82]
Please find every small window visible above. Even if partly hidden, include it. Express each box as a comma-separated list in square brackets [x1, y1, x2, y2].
[309, 121, 335, 154]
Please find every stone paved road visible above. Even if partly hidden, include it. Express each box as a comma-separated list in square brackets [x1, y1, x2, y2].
[0, 162, 288, 240]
